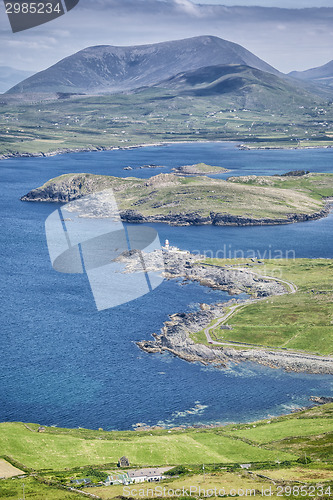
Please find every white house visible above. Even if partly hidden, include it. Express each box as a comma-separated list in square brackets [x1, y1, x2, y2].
[128, 468, 171, 484]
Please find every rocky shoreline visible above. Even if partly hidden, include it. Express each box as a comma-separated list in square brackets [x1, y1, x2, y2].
[117, 250, 333, 375]
[119, 205, 331, 227]
[137, 301, 333, 375]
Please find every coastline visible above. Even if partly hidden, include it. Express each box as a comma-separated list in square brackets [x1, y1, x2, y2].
[118, 202, 332, 227]
[1, 139, 333, 162]
[128, 250, 333, 376]
[138, 299, 333, 375]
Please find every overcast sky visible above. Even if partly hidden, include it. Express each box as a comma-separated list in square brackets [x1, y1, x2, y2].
[0, 0, 332, 74]
[195, 0, 333, 6]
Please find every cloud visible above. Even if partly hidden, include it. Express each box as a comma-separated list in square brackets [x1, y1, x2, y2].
[0, 0, 333, 74]
[172, 0, 202, 16]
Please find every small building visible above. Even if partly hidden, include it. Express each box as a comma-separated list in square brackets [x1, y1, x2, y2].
[240, 464, 252, 470]
[70, 478, 91, 486]
[118, 456, 130, 468]
[104, 473, 130, 486]
[37, 427, 46, 433]
[128, 468, 170, 484]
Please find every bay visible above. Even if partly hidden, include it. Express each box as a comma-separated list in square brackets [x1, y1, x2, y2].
[0, 142, 332, 430]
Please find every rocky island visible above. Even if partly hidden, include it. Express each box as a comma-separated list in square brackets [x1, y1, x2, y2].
[21, 171, 333, 226]
[171, 162, 230, 175]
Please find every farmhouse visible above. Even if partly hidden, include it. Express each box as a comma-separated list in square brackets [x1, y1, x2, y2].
[104, 467, 173, 486]
[128, 467, 171, 483]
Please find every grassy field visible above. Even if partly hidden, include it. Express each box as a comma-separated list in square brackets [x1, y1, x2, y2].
[0, 476, 83, 499]
[0, 405, 331, 469]
[228, 173, 333, 201]
[1, 89, 333, 157]
[191, 259, 333, 355]
[0, 404, 332, 499]
[23, 172, 333, 222]
[88, 471, 278, 499]
[0, 422, 296, 471]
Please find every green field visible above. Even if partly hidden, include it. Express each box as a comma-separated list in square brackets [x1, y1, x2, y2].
[0, 404, 332, 499]
[1, 89, 333, 157]
[0, 422, 296, 471]
[191, 259, 333, 355]
[228, 172, 333, 201]
[0, 405, 331, 469]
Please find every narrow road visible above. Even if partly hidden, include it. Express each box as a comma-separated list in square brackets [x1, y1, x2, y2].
[204, 273, 297, 346]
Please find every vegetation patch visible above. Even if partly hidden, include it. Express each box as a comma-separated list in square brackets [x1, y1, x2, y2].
[195, 259, 333, 355]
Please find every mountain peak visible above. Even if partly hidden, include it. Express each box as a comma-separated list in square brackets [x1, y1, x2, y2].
[7, 36, 279, 95]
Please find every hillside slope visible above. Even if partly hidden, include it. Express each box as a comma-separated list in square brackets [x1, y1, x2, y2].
[156, 64, 320, 109]
[7, 35, 280, 95]
[290, 60, 333, 88]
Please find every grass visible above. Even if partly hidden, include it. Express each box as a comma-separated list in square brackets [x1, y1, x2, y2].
[0, 405, 332, 498]
[88, 472, 271, 499]
[23, 172, 333, 222]
[0, 476, 83, 499]
[1, 89, 333, 157]
[0, 405, 332, 471]
[255, 465, 333, 482]
[229, 419, 333, 444]
[193, 259, 333, 355]
[0, 423, 296, 471]
[176, 163, 229, 174]
[228, 173, 333, 201]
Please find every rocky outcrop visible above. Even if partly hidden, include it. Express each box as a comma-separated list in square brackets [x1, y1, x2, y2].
[133, 251, 333, 375]
[138, 300, 333, 375]
[120, 208, 331, 227]
[310, 396, 333, 404]
[209, 208, 332, 226]
[20, 174, 111, 203]
[171, 163, 229, 175]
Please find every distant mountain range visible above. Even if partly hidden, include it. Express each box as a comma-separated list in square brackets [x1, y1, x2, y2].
[0, 66, 33, 94]
[289, 60, 333, 88]
[7, 36, 280, 95]
[5, 35, 332, 112]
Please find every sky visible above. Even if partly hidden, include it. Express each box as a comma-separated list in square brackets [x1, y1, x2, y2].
[194, 0, 333, 6]
[0, 0, 332, 74]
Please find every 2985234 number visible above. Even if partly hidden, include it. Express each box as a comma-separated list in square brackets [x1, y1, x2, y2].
[277, 485, 331, 497]
[5, 3, 62, 14]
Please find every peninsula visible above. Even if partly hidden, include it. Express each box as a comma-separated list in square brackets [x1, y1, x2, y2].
[117, 249, 333, 374]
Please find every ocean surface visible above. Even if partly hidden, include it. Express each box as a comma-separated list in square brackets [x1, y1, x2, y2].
[0, 142, 332, 430]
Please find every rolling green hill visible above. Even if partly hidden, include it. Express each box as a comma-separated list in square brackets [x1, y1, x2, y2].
[0, 404, 331, 499]
[156, 64, 320, 111]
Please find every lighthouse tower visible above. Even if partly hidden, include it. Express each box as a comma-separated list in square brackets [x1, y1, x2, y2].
[164, 239, 170, 250]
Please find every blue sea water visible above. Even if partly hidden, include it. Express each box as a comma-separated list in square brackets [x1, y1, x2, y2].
[0, 142, 332, 430]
